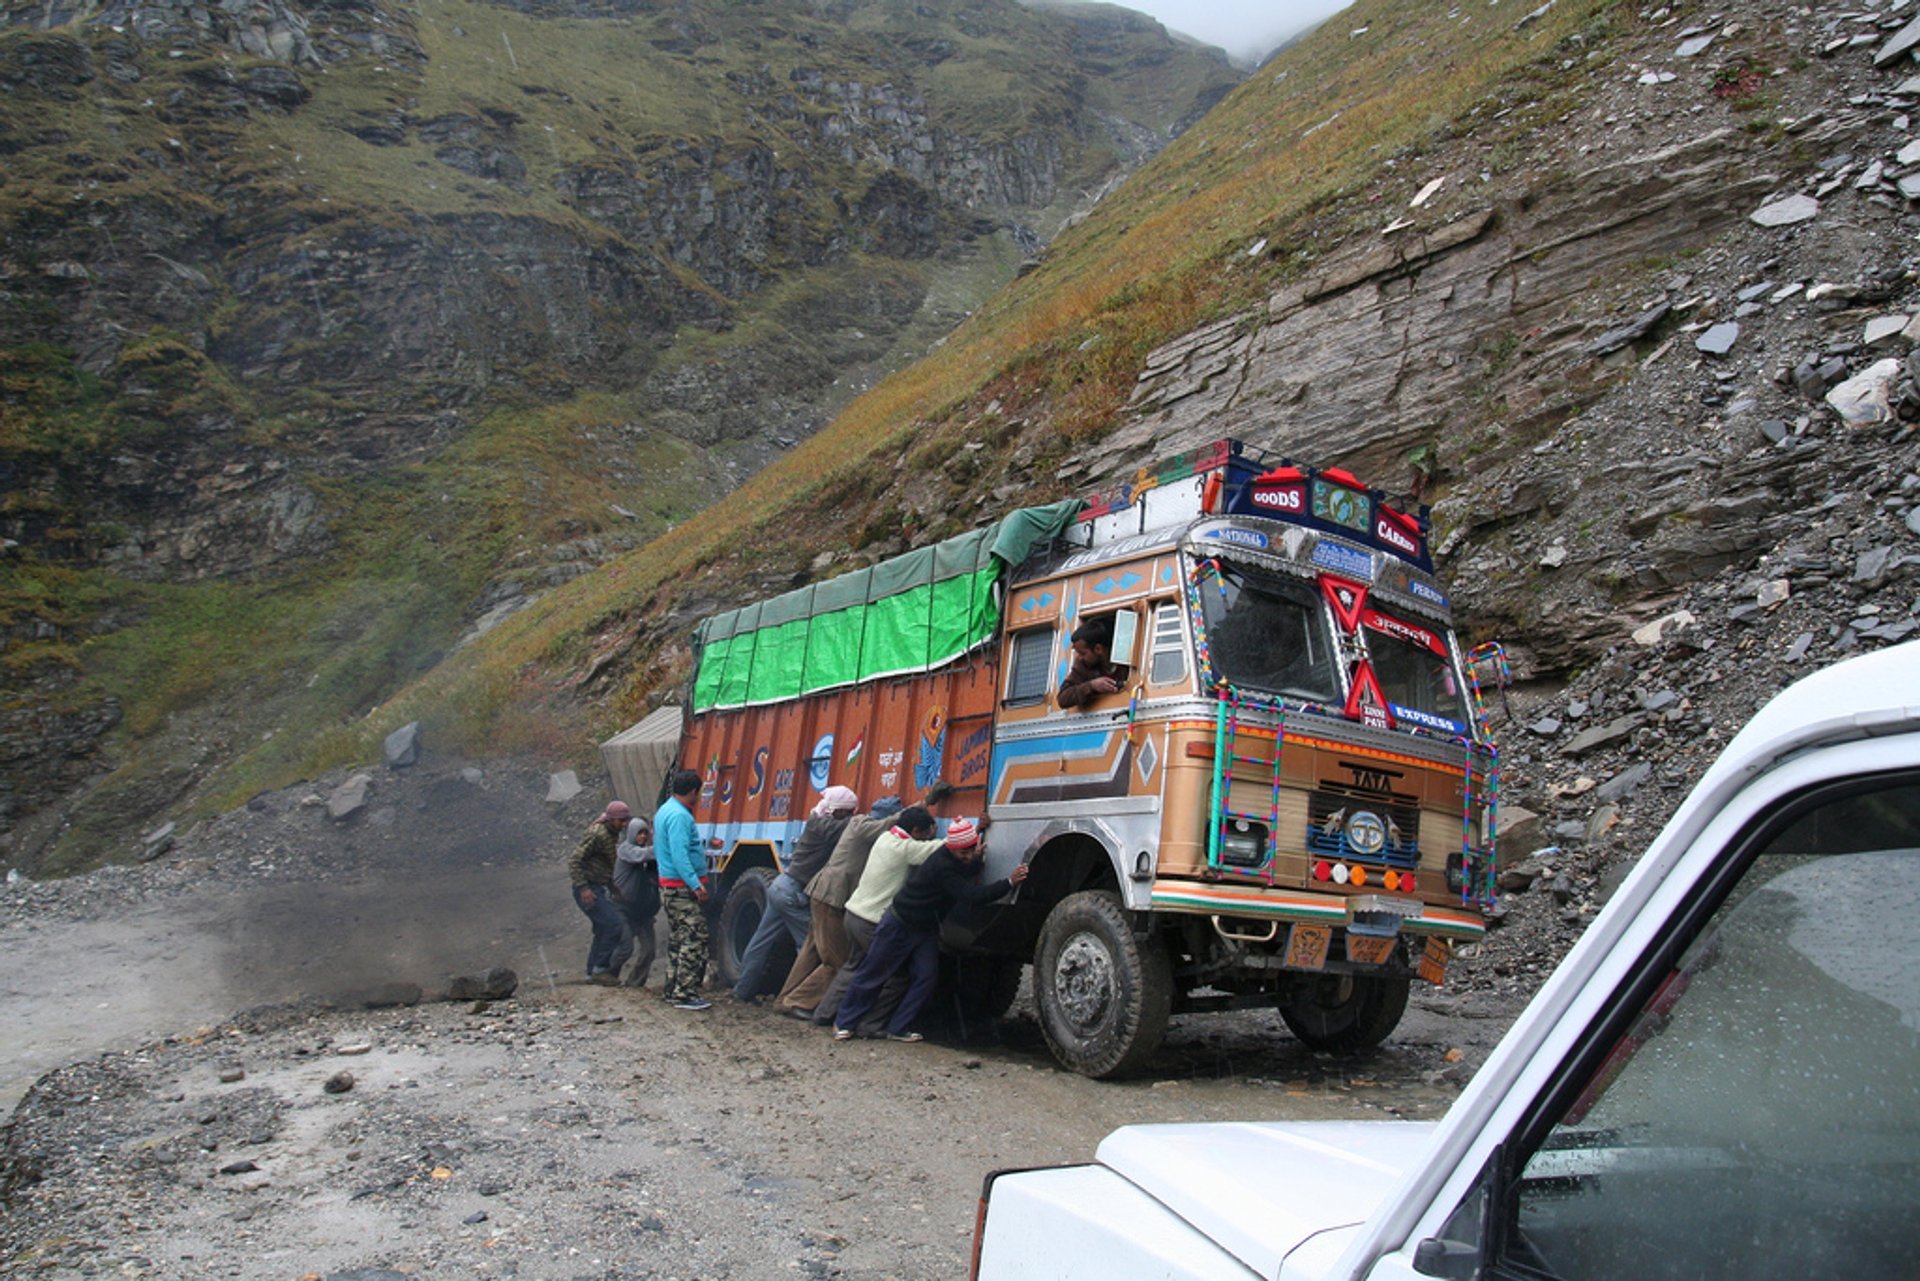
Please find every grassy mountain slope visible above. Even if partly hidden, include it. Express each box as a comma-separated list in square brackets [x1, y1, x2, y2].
[0, 0, 1238, 872]
[355, 0, 1629, 771]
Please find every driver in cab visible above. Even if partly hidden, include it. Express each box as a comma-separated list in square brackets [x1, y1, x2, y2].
[1057, 616, 1129, 709]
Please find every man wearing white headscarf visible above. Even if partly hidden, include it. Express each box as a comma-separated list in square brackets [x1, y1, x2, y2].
[731, 785, 860, 1002]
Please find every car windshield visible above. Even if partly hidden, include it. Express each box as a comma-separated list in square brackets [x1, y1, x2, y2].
[1195, 561, 1339, 702]
[1512, 778, 1920, 1280]
[1364, 613, 1470, 729]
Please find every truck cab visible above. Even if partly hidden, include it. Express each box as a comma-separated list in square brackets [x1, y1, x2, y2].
[972, 639, 1920, 1278]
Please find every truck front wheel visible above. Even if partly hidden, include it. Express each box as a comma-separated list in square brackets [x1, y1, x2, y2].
[1279, 973, 1410, 1054]
[1034, 891, 1172, 1078]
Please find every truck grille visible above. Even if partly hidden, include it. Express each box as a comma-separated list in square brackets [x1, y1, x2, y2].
[1306, 790, 1420, 869]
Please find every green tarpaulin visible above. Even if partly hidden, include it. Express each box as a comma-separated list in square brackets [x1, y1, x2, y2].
[691, 499, 1081, 711]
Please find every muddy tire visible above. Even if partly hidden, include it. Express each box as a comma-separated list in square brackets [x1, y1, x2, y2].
[1034, 891, 1172, 1079]
[1279, 973, 1410, 1054]
[712, 866, 774, 988]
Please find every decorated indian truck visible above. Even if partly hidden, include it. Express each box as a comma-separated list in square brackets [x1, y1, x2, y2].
[670, 438, 1500, 1076]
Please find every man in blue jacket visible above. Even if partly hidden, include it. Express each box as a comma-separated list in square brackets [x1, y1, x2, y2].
[654, 769, 711, 1011]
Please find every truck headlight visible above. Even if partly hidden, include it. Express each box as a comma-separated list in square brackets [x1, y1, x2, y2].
[1220, 819, 1268, 868]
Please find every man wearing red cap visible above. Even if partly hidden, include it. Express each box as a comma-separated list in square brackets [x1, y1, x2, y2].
[567, 800, 634, 985]
[832, 817, 1028, 1042]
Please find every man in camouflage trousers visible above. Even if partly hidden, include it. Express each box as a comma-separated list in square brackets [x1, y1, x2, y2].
[653, 768, 712, 1010]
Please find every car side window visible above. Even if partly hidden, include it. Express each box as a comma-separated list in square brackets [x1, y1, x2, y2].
[1495, 774, 1920, 1281]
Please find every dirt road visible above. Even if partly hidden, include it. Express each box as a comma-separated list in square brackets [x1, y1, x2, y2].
[1, 761, 1517, 1278]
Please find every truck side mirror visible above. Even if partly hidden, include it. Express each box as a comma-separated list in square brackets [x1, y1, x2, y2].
[1110, 610, 1139, 668]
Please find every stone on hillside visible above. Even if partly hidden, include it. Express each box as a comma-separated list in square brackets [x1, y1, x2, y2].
[1826, 358, 1903, 424]
[1586, 303, 1670, 356]
[1499, 805, 1542, 855]
[1585, 803, 1622, 844]
[1854, 160, 1884, 190]
[1631, 610, 1696, 647]
[461, 766, 484, 784]
[1750, 194, 1819, 226]
[1877, 15, 1920, 66]
[1596, 762, 1653, 804]
[1757, 578, 1790, 609]
[1675, 34, 1714, 57]
[384, 721, 421, 769]
[358, 982, 422, 1009]
[1907, 507, 1920, 539]
[547, 770, 582, 804]
[1539, 541, 1569, 568]
[1499, 859, 1547, 892]
[1528, 716, 1563, 736]
[139, 822, 176, 863]
[1565, 716, 1639, 755]
[1854, 544, 1895, 587]
[1759, 418, 1790, 444]
[1899, 173, 1920, 201]
[328, 773, 372, 821]
[1694, 322, 1739, 355]
[1786, 632, 1814, 663]
[446, 966, 519, 1001]
[1865, 315, 1912, 348]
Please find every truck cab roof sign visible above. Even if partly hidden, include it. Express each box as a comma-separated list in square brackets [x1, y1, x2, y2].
[1232, 465, 1431, 572]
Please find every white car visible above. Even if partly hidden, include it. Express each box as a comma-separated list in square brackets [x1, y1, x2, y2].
[973, 640, 1920, 1281]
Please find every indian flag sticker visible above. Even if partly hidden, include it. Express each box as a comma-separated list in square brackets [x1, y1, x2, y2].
[845, 736, 864, 767]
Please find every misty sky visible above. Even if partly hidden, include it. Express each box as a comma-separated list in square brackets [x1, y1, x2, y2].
[1118, 0, 1353, 65]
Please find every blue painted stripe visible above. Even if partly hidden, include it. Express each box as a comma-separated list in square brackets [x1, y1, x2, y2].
[988, 728, 1117, 799]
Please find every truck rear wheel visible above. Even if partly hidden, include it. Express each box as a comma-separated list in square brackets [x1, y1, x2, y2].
[713, 866, 775, 988]
[1279, 973, 1409, 1054]
[1034, 891, 1171, 1079]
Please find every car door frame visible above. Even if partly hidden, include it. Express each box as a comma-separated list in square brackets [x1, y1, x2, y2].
[1345, 729, 1920, 1281]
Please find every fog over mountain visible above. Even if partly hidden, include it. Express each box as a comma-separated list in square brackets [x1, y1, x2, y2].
[1039, 0, 1350, 65]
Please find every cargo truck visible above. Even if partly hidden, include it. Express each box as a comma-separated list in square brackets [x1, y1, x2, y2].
[628, 439, 1500, 1076]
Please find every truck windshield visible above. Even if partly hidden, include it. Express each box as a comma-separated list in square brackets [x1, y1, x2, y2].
[1197, 562, 1339, 702]
[1366, 617, 1471, 730]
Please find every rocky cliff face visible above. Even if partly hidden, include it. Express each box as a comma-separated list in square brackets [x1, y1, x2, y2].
[1057, 3, 1920, 970]
[0, 0, 1238, 870]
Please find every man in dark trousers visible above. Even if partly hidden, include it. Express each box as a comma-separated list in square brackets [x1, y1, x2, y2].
[832, 818, 1028, 1042]
[567, 800, 634, 985]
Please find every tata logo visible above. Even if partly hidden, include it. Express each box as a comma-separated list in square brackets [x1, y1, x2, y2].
[1347, 811, 1388, 857]
[1374, 515, 1420, 556]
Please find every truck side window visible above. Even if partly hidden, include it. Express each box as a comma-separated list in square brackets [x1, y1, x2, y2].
[1148, 601, 1187, 686]
[1004, 627, 1052, 705]
[1497, 773, 1920, 1281]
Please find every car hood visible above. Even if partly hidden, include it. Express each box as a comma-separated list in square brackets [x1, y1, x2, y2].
[1095, 1119, 1438, 1278]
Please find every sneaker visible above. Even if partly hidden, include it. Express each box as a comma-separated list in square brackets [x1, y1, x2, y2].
[832, 1027, 855, 1041]
[887, 1031, 925, 1043]
[587, 971, 619, 987]
[672, 997, 712, 1011]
